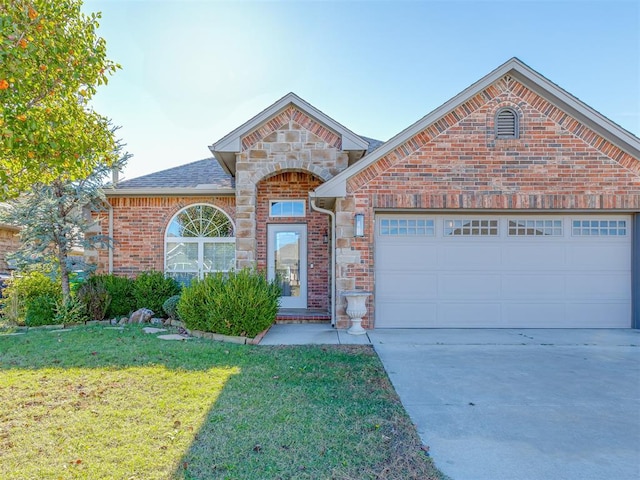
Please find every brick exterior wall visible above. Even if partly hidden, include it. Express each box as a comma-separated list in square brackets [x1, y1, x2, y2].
[0, 226, 19, 272]
[94, 196, 235, 276]
[333, 75, 640, 329]
[256, 171, 330, 310]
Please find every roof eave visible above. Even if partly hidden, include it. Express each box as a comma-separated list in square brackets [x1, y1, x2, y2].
[104, 187, 236, 197]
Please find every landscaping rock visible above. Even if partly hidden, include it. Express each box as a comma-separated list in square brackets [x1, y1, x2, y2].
[118, 317, 128, 325]
[143, 327, 167, 334]
[129, 308, 154, 323]
[157, 334, 190, 341]
[150, 317, 163, 325]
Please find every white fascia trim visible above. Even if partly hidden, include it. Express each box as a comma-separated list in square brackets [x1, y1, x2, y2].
[104, 187, 236, 197]
[314, 57, 640, 199]
[209, 92, 369, 155]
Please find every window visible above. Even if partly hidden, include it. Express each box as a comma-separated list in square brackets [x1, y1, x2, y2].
[572, 220, 627, 236]
[380, 218, 435, 236]
[444, 219, 498, 236]
[496, 108, 519, 139]
[269, 200, 305, 217]
[508, 219, 563, 236]
[165, 204, 235, 285]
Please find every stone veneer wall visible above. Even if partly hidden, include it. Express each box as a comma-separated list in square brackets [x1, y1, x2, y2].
[234, 108, 349, 270]
[333, 75, 640, 329]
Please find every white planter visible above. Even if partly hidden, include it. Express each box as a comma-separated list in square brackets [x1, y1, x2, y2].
[343, 291, 372, 335]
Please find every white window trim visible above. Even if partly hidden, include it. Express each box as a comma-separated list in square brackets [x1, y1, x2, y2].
[269, 199, 306, 218]
[164, 204, 236, 281]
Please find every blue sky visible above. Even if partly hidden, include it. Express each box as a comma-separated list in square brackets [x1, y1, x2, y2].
[84, 0, 640, 181]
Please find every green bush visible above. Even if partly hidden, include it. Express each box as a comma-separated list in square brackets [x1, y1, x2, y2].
[162, 295, 181, 321]
[0, 271, 61, 326]
[178, 269, 281, 337]
[88, 274, 135, 318]
[133, 271, 181, 315]
[55, 297, 89, 325]
[25, 294, 58, 326]
[76, 280, 111, 321]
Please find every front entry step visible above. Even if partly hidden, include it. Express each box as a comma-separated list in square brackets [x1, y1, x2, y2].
[276, 309, 331, 324]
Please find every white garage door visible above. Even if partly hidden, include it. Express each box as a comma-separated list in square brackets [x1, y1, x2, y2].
[375, 214, 632, 328]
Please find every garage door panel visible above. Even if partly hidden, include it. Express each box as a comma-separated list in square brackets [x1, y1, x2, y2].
[375, 214, 631, 328]
[565, 303, 631, 328]
[439, 274, 501, 298]
[377, 272, 437, 299]
[567, 245, 630, 269]
[376, 301, 437, 328]
[501, 245, 566, 270]
[502, 303, 566, 327]
[566, 274, 631, 299]
[439, 303, 502, 327]
[440, 245, 502, 268]
[501, 274, 565, 298]
[377, 245, 437, 270]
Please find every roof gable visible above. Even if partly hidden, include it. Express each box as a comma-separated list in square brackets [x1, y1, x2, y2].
[314, 57, 640, 198]
[209, 92, 370, 175]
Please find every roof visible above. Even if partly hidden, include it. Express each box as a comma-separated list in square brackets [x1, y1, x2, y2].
[209, 92, 371, 175]
[107, 158, 235, 196]
[361, 136, 385, 154]
[313, 57, 640, 199]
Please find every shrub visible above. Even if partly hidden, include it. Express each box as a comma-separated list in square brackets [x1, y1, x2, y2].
[0, 271, 61, 326]
[178, 269, 280, 337]
[162, 295, 181, 321]
[88, 274, 135, 318]
[133, 271, 180, 315]
[76, 280, 112, 321]
[25, 294, 58, 326]
[55, 297, 89, 325]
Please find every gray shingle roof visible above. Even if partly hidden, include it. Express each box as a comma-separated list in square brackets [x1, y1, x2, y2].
[361, 136, 385, 154]
[115, 158, 235, 190]
[115, 136, 384, 191]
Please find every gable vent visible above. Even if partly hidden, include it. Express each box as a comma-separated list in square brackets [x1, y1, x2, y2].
[496, 108, 519, 138]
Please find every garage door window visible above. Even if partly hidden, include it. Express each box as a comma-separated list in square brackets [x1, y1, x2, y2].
[508, 219, 563, 236]
[572, 220, 627, 236]
[444, 219, 498, 236]
[380, 218, 435, 236]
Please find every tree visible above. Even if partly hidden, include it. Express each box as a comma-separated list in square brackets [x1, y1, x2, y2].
[0, 137, 130, 303]
[0, 0, 119, 200]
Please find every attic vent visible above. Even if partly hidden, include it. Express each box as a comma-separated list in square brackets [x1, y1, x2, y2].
[496, 108, 519, 139]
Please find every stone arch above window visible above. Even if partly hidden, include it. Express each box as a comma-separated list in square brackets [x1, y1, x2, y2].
[165, 204, 235, 284]
[495, 107, 520, 139]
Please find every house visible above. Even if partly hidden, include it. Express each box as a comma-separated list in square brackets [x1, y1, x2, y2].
[0, 203, 20, 273]
[96, 58, 640, 329]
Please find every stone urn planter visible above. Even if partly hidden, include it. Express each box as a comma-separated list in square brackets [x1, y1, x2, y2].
[342, 291, 372, 335]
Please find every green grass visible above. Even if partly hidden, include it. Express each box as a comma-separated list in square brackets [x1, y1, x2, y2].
[0, 325, 444, 479]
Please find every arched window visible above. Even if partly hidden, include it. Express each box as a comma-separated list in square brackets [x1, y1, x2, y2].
[165, 204, 235, 284]
[495, 107, 519, 139]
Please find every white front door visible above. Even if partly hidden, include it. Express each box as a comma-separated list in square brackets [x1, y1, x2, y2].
[268, 224, 307, 309]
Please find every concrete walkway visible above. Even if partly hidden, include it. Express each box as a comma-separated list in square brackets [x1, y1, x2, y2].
[260, 326, 640, 480]
[259, 323, 371, 345]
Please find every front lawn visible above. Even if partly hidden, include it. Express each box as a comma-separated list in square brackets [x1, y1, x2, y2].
[0, 325, 444, 479]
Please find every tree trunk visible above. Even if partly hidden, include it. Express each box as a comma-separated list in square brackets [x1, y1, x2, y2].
[58, 250, 71, 305]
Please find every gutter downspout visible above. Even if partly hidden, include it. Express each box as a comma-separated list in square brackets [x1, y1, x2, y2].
[309, 196, 336, 327]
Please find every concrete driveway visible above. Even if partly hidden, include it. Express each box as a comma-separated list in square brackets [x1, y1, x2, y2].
[369, 329, 640, 480]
